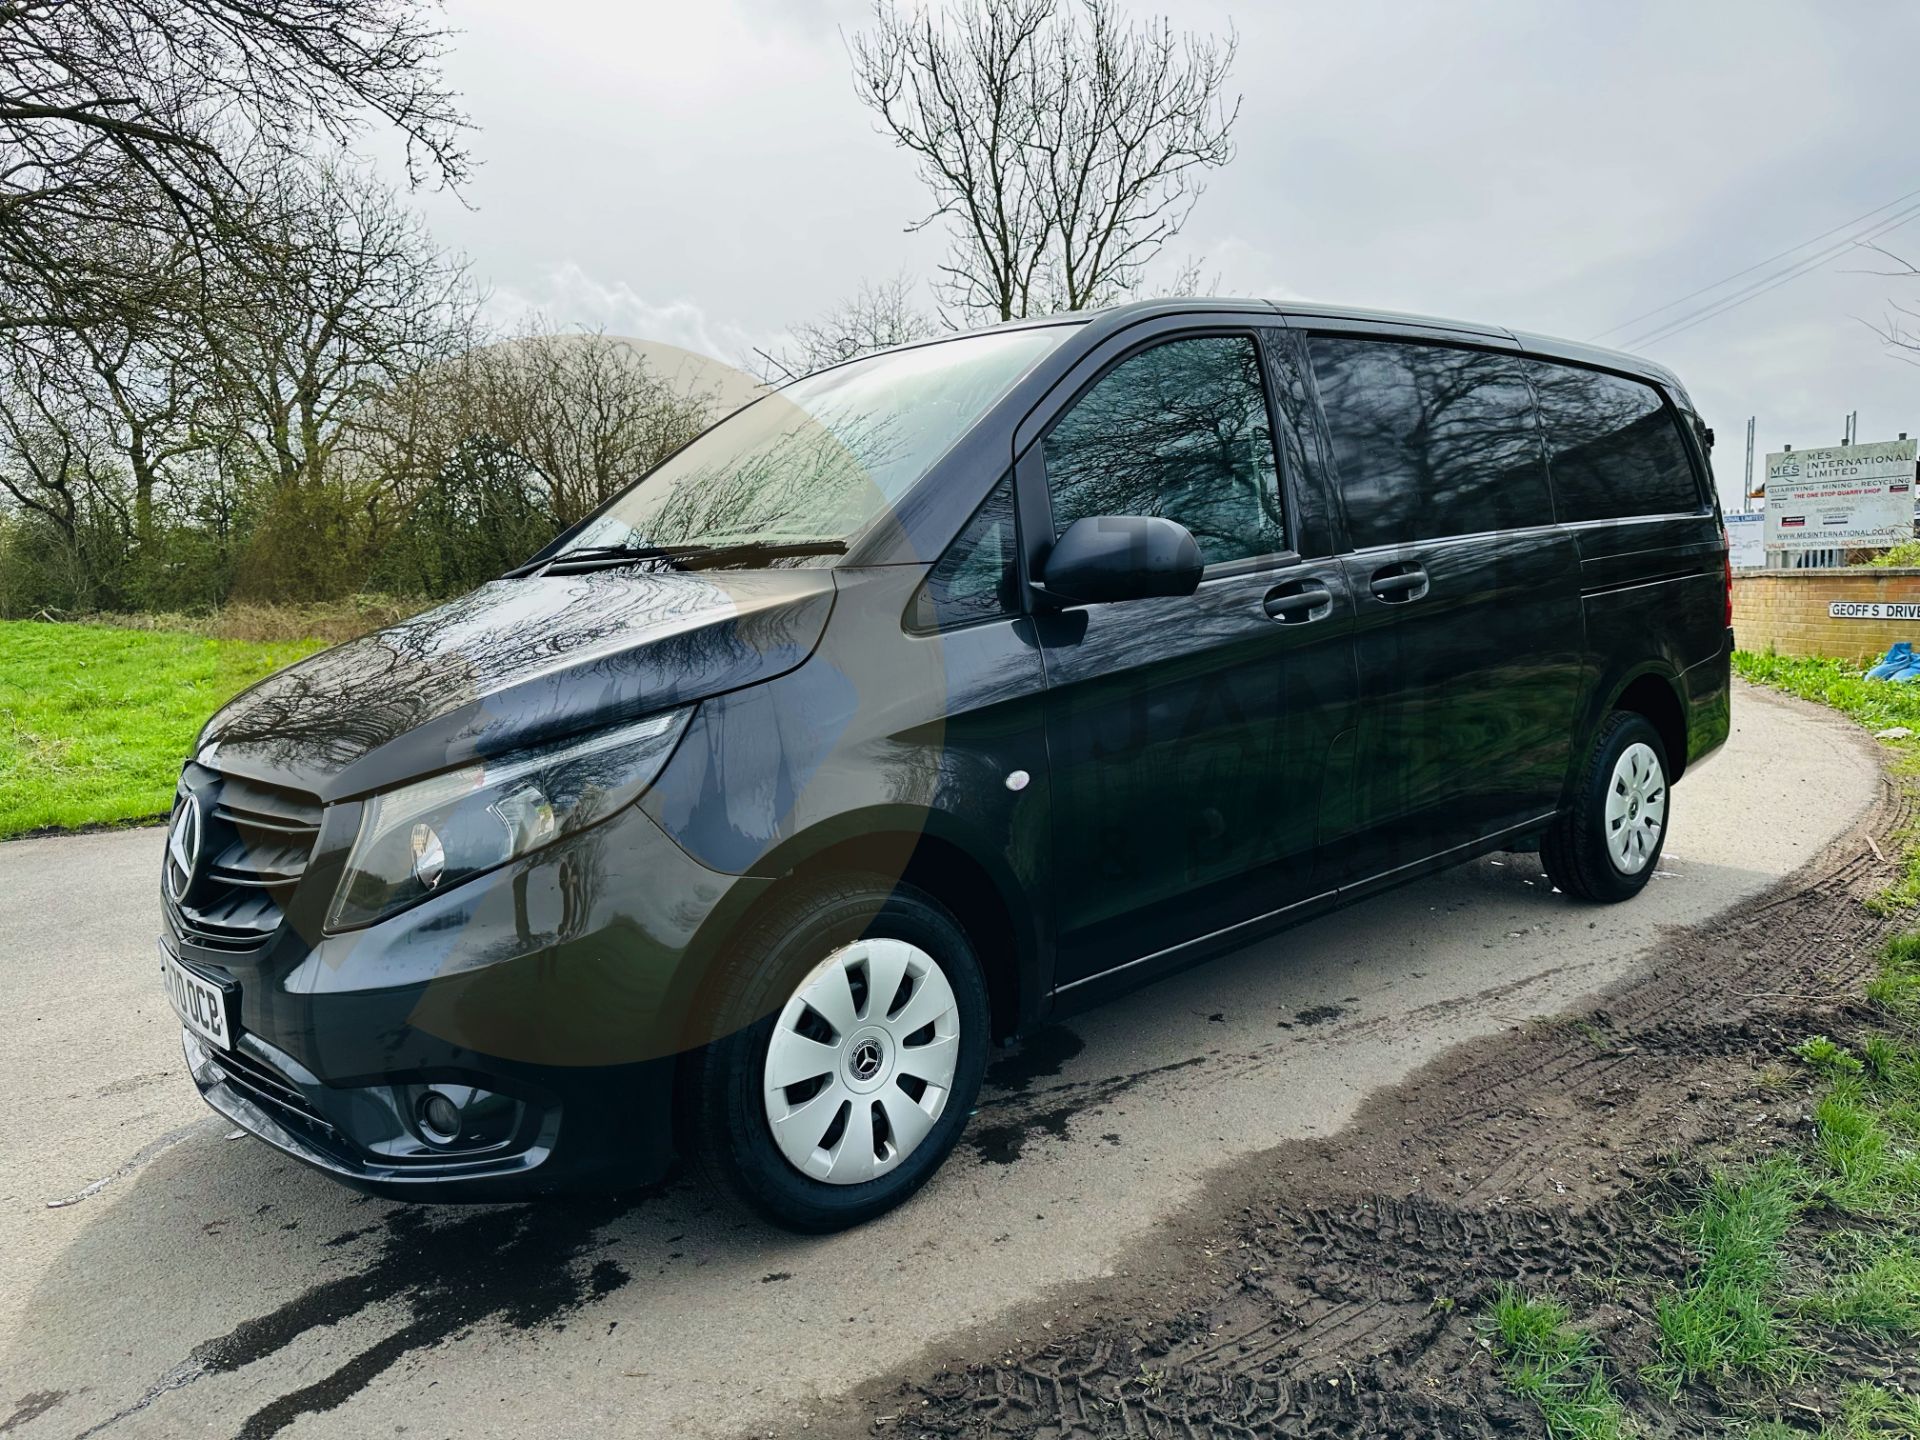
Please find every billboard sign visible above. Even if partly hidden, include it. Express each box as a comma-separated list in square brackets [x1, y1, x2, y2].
[1764, 439, 1917, 552]
[1725, 511, 1765, 568]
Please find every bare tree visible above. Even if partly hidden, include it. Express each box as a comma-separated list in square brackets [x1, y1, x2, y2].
[1032, 4, 1238, 312]
[150, 158, 483, 600]
[56, 227, 216, 546]
[0, 0, 468, 356]
[467, 329, 717, 526]
[851, 0, 1052, 323]
[1151, 254, 1217, 301]
[755, 272, 940, 381]
[0, 333, 135, 605]
[0, 341, 111, 548]
[849, 0, 1239, 324]
[0, 1, 471, 608]
[357, 326, 717, 558]
[201, 157, 478, 497]
[1855, 244, 1920, 367]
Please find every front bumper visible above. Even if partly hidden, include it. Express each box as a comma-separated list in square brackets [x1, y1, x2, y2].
[167, 800, 769, 1201]
[184, 1028, 566, 1197]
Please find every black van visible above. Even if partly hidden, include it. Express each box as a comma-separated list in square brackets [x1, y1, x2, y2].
[160, 300, 1731, 1231]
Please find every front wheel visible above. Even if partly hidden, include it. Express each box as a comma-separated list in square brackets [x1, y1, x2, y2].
[1541, 711, 1671, 903]
[683, 875, 989, 1233]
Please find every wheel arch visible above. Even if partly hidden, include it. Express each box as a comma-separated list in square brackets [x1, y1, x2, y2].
[1607, 667, 1689, 782]
[677, 807, 1045, 1049]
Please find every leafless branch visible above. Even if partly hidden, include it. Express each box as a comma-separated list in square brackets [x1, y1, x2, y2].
[754, 270, 940, 380]
[849, 0, 1238, 324]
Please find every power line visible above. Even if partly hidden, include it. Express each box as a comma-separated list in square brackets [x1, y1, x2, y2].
[1590, 181, 1920, 342]
[1617, 200, 1920, 352]
[1621, 202, 1920, 350]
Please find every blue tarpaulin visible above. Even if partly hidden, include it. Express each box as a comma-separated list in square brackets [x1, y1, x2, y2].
[1868, 642, 1920, 682]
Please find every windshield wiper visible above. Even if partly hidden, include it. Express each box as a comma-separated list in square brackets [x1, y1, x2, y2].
[673, 539, 847, 569]
[512, 538, 845, 579]
[502, 542, 707, 578]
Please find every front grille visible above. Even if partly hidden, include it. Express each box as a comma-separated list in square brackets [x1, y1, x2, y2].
[169, 764, 323, 950]
[208, 1044, 343, 1147]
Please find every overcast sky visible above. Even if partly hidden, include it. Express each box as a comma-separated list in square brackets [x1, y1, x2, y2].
[404, 0, 1920, 509]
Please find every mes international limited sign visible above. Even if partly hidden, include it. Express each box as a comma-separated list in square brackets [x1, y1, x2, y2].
[1765, 438, 1917, 552]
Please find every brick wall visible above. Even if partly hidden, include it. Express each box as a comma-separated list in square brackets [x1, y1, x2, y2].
[1732, 568, 1920, 665]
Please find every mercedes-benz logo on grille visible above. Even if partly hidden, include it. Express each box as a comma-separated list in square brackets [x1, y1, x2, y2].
[164, 792, 202, 904]
[848, 1038, 884, 1082]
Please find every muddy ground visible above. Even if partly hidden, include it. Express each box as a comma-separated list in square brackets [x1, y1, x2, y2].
[817, 749, 1917, 1438]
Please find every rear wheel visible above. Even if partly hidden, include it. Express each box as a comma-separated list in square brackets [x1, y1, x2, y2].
[1542, 711, 1671, 903]
[684, 874, 989, 1232]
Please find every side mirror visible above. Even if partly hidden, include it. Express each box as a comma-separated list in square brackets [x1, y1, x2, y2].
[1035, 515, 1203, 606]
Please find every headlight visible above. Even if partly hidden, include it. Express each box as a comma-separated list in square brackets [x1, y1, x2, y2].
[324, 707, 693, 932]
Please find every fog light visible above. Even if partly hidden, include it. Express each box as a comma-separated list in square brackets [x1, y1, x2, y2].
[418, 1089, 461, 1141]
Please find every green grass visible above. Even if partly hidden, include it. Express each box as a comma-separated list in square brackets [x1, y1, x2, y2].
[1775, 977, 1920, 1407]
[1484, 933, 1920, 1431]
[1743, 1384, 1920, 1439]
[1647, 1159, 1808, 1393]
[1803, 1237, 1920, 1337]
[1797, 1005, 1920, 1219]
[1648, 667, 1920, 1429]
[1733, 651, 1920, 735]
[1872, 934, 1920, 1022]
[1810, 1082, 1920, 1216]
[1832, 1382, 1920, 1436]
[1796, 1035, 1866, 1080]
[1489, 1290, 1632, 1439]
[0, 620, 321, 839]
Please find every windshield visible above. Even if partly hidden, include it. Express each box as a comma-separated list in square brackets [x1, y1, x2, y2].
[564, 326, 1068, 560]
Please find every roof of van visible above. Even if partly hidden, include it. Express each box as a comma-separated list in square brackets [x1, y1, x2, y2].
[1023, 297, 1689, 398]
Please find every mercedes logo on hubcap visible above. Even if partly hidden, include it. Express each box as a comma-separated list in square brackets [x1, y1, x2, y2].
[848, 1038, 884, 1082]
[165, 792, 202, 904]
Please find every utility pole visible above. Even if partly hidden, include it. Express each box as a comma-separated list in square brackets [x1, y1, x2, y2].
[1744, 415, 1756, 512]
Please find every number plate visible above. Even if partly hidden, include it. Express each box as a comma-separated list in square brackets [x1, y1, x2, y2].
[161, 945, 234, 1051]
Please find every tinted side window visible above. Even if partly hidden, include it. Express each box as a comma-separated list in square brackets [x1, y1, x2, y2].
[912, 474, 1018, 630]
[1527, 361, 1701, 520]
[1043, 334, 1286, 566]
[1306, 337, 1552, 547]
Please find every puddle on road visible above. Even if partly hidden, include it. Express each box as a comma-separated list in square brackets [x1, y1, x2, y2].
[984, 1025, 1085, 1092]
[969, 1054, 1209, 1166]
[1287, 1004, 1348, 1028]
[79, 1195, 647, 1440]
[58, 1026, 1226, 1430]
[1, 1390, 66, 1434]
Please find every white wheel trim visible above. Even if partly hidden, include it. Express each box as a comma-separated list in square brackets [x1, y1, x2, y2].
[762, 938, 961, 1186]
[1604, 741, 1666, 875]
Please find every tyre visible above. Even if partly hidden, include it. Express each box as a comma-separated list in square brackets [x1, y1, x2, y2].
[683, 873, 990, 1232]
[1541, 711, 1671, 903]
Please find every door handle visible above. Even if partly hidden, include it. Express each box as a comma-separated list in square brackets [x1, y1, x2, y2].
[1368, 561, 1429, 603]
[1263, 581, 1333, 623]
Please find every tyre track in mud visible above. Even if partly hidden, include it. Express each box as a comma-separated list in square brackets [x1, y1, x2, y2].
[819, 765, 1916, 1440]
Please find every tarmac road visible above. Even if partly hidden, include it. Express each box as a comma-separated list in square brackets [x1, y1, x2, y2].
[0, 682, 1881, 1440]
